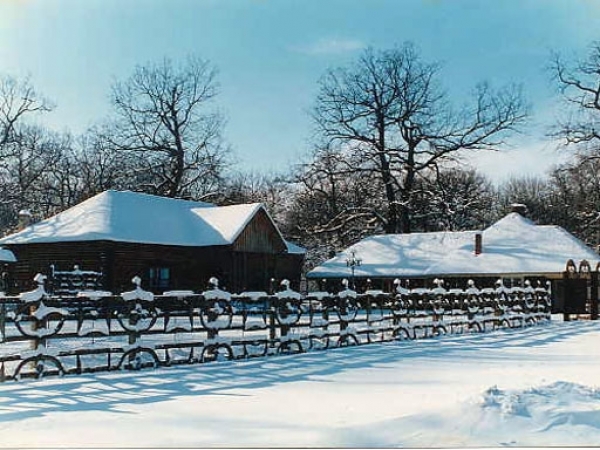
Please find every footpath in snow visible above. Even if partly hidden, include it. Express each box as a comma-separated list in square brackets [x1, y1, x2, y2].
[0, 319, 599, 447]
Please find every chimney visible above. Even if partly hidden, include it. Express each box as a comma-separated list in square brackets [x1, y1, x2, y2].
[474, 233, 482, 256]
[17, 210, 33, 230]
[510, 203, 528, 216]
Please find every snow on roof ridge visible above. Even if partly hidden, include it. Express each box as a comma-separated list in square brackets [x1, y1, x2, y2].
[363, 229, 478, 239]
[101, 189, 214, 208]
[0, 191, 277, 248]
[483, 211, 535, 233]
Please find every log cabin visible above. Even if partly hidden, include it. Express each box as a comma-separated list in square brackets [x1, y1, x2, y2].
[0, 190, 305, 294]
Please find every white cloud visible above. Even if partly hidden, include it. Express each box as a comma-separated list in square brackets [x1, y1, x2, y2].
[464, 139, 569, 184]
[294, 37, 365, 55]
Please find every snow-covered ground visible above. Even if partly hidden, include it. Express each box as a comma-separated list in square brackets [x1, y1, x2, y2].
[0, 318, 599, 447]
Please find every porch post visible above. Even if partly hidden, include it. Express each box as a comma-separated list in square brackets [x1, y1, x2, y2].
[591, 268, 599, 321]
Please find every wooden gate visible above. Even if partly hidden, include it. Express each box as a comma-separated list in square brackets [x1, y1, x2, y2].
[554, 259, 599, 320]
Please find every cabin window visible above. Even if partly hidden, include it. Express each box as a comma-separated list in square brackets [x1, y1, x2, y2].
[148, 267, 170, 290]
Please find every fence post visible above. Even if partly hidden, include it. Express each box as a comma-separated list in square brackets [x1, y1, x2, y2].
[0, 302, 5, 343]
[591, 270, 599, 321]
[30, 274, 48, 353]
[128, 325, 137, 346]
[392, 280, 400, 330]
[280, 323, 289, 341]
[338, 279, 356, 339]
[121, 276, 155, 361]
[273, 280, 303, 350]
[268, 297, 276, 347]
[200, 277, 234, 361]
[365, 294, 372, 327]
[563, 269, 570, 322]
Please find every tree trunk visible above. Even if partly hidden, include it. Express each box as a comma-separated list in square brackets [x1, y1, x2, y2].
[381, 156, 398, 234]
[377, 118, 399, 234]
[398, 145, 417, 234]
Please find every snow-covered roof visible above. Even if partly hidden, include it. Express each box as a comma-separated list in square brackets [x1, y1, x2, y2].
[0, 190, 289, 250]
[308, 213, 600, 278]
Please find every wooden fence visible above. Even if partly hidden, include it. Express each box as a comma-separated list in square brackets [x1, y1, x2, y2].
[0, 275, 552, 382]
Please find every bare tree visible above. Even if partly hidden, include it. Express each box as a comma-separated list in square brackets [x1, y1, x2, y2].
[104, 56, 229, 199]
[313, 44, 528, 233]
[412, 167, 498, 232]
[0, 75, 52, 150]
[552, 42, 600, 151]
[217, 170, 294, 228]
[546, 157, 600, 246]
[0, 74, 59, 231]
[542, 41, 600, 246]
[70, 129, 147, 198]
[0, 125, 72, 232]
[288, 145, 384, 268]
[497, 175, 553, 222]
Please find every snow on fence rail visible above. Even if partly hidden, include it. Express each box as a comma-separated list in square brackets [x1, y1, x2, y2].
[0, 275, 552, 382]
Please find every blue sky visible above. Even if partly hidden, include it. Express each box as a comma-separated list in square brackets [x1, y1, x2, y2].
[1, 0, 599, 182]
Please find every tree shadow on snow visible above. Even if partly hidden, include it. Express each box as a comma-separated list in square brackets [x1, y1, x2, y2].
[0, 320, 596, 423]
